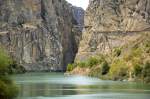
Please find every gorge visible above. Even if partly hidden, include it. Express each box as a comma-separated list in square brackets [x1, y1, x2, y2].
[0, 0, 150, 99]
[0, 0, 149, 80]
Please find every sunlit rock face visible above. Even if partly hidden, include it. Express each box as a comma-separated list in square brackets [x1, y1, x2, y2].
[86, 0, 150, 31]
[76, 0, 150, 61]
[0, 0, 84, 71]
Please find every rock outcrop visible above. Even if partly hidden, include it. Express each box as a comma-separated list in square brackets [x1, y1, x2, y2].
[76, 0, 150, 61]
[71, 6, 84, 28]
[0, 0, 84, 71]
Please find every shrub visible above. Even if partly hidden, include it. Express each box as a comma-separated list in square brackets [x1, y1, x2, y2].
[89, 66, 101, 77]
[124, 47, 142, 62]
[101, 61, 110, 75]
[133, 64, 143, 77]
[113, 47, 122, 57]
[0, 48, 12, 74]
[76, 55, 106, 68]
[77, 62, 87, 68]
[0, 78, 18, 99]
[67, 63, 75, 71]
[145, 41, 150, 53]
[86, 57, 100, 67]
[8, 61, 26, 74]
[109, 59, 128, 80]
[0, 47, 18, 99]
[142, 62, 150, 83]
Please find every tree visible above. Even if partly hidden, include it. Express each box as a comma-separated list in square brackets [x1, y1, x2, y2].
[0, 47, 18, 99]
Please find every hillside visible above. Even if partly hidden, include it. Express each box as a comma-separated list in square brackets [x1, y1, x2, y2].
[68, 0, 150, 83]
[69, 32, 150, 83]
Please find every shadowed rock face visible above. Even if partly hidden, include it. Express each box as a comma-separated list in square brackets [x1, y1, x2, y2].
[0, 0, 84, 71]
[76, 0, 150, 61]
[72, 6, 85, 26]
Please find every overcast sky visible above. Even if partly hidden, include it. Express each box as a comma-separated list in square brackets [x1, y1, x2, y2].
[66, 0, 89, 10]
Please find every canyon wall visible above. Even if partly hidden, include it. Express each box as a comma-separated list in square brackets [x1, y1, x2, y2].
[0, 0, 84, 71]
[76, 0, 150, 61]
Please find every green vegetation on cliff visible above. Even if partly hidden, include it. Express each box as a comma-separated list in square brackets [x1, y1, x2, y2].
[67, 33, 150, 83]
[0, 47, 18, 99]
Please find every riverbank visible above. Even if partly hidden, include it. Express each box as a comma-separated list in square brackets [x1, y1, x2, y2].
[67, 33, 150, 83]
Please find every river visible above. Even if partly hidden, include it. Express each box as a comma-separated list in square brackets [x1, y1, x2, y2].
[11, 72, 150, 99]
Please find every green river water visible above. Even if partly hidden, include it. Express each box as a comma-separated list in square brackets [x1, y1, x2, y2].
[11, 72, 150, 99]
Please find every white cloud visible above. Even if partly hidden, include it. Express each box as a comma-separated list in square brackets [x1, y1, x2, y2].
[66, 0, 89, 10]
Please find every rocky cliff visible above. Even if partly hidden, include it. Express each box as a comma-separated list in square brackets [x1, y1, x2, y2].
[0, 0, 84, 71]
[76, 0, 150, 61]
[69, 0, 150, 83]
[71, 6, 84, 28]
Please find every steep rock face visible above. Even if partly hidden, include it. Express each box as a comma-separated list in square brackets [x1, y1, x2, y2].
[76, 0, 150, 61]
[72, 6, 84, 26]
[86, 0, 150, 31]
[71, 6, 85, 52]
[0, 0, 84, 71]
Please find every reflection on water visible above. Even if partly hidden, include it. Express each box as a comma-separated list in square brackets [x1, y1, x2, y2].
[11, 73, 150, 99]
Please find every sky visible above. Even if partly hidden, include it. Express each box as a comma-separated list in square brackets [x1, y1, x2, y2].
[66, 0, 89, 10]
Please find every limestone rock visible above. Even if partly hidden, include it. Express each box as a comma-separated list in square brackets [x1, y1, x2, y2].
[72, 6, 84, 27]
[0, 0, 84, 71]
[76, 0, 150, 61]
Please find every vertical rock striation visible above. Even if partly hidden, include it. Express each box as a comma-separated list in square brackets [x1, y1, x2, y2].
[0, 0, 84, 71]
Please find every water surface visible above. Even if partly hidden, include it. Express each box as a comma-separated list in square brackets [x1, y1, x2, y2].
[12, 72, 150, 99]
